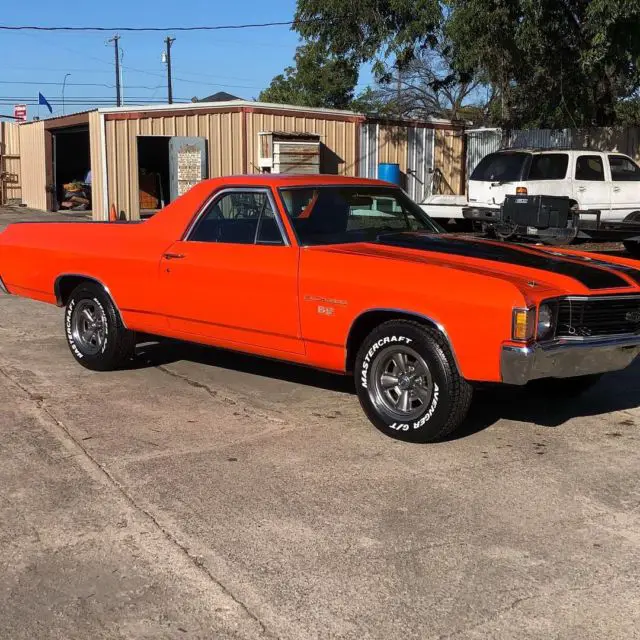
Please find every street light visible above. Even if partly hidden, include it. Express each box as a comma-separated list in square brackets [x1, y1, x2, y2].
[62, 73, 71, 115]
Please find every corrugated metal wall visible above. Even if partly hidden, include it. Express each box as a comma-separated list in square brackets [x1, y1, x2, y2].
[88, 111, 106, 220]
[465, 129, 502, 182]
[246, 112, 359, 176]
[105, 111, 245, 219]
[407, 127, 435, 202]
[18, 121, 47, 210]
[434, 129, 464, 195]
[466, 127, 640, 179]
[359, 123, 462, 199]
[0, 122, 21, 205]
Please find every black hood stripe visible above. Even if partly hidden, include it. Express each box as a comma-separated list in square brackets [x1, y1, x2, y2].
[376, 233, 631, 290]
[521, 246, 640, 286]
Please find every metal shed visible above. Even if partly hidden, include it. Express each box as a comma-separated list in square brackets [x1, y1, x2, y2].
[12, 100, 463, 220]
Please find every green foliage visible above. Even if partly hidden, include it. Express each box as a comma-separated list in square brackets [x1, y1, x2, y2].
[292, 0, 640, 127]
[258, 42, 359, 110]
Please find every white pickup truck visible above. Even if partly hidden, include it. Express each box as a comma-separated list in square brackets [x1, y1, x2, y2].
[421, 148, 640, 223]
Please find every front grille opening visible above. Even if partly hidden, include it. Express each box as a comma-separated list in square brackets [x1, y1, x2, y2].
[556, 297, 640, 338]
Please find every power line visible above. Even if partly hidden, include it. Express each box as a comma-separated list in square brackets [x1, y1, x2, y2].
[0, 80, 166, 89]
[0, 19, 304, 32]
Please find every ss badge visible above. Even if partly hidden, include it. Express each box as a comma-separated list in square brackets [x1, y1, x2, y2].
[317, 305, 335, 316]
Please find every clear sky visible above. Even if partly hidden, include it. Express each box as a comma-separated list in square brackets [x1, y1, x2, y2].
[1, 0, 373, 119]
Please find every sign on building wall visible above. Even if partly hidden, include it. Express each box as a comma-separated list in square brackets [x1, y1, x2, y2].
[13, 104, 27, 122]
[169, 137, 208, 201]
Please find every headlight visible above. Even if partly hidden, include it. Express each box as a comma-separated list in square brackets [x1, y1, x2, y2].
[537, 304, 554, 339]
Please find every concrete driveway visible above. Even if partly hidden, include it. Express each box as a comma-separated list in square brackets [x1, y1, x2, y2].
[1, 208, 640, 639]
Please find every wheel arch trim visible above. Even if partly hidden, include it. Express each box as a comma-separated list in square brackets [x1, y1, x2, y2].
[345, 308, 461, 374]
[54, 274, 127, 328]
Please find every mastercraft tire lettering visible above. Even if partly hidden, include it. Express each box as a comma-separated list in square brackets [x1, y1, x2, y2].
[64, 282, 136, 372]
[360, 335, 413, 389]
[354, 320, 473, 443]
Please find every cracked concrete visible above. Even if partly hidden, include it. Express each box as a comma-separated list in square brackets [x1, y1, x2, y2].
[1, 208, 640, 639]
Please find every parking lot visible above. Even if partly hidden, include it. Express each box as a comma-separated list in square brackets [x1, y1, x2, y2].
[1, 207, 640, 639]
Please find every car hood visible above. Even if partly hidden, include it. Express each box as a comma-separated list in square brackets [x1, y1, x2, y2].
[314, 232, 640, 296]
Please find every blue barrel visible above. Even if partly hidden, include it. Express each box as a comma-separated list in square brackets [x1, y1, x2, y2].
[378, 162, 402, 185]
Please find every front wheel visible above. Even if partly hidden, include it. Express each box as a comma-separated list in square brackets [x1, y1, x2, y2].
[65, 282, 136, 371]
[355, 320, 473, 442]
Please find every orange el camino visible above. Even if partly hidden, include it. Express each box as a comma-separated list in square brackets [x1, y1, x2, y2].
[2, 174, 640, 442]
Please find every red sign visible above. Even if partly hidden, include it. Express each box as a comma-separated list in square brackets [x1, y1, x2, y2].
[14, 104, 27, 122]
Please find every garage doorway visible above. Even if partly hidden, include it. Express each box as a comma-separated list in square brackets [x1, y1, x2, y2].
[52, 126, 91, 212]
[137, 136, 170, 214]
[137, 135, 208, 215]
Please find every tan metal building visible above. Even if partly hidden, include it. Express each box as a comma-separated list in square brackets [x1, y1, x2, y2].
[12, 100, 464, 220]
[0, 121, 22, 206]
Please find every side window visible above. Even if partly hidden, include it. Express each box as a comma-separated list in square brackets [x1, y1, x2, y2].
[575, 155, 605, 181]
[609, 155, 640, 182]
[527, 154, 569, 180]
[189, 191, 284, 245]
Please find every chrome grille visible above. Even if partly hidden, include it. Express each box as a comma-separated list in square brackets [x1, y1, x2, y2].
[556, 297, 640, 338]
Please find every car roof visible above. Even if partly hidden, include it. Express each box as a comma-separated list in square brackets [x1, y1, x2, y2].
[494, 148, 624, 155]
[202, 174, 393, 188]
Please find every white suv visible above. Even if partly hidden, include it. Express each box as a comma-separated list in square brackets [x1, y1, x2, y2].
[467, 149, 640, 222]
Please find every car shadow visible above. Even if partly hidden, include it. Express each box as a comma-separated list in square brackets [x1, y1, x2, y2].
[131, 338, 354, 394]
[130, 339, 640, 440]
[451, 360, 640, 440]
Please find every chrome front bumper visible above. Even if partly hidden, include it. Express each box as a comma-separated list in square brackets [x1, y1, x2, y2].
[501, 335, 640, 385]
[0, 275, 8, 295]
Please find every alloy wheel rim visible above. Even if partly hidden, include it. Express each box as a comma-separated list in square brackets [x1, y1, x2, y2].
[71, 300, 107, 356]
[369, 346, 434, 421]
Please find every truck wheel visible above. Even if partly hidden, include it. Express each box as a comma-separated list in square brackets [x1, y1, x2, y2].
[355, 320, 473, 442]
[64, 282, 136, 371]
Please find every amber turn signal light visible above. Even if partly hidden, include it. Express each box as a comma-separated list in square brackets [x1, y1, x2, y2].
[512, 308, 536, 342]
[516, 186, 528, 195]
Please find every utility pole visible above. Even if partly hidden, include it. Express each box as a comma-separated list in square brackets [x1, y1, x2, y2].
[163, 37, 175, 104]
[108, 35, 122, 107]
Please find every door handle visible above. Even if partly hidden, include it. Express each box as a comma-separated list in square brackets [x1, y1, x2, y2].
[163, 252, 186, 260]
[577, 186, 586, 192]
[613, 186, 621, 192]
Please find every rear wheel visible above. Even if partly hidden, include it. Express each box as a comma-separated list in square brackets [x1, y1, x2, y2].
[354, 320, 473, 442]
[64, 282, 136, 371]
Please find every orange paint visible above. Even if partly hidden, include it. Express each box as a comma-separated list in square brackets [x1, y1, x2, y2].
[2, 174, 639, 383]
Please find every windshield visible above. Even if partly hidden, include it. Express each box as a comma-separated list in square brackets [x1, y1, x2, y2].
[278, 186, 441, 246]
[470, 152, 530, 182]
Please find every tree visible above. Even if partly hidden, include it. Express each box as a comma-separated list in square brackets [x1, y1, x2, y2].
[294, 0, 640, 127]
[447, 0, 640, 127]
[364, 42, 485, 120]
[259, 42, 359, 109]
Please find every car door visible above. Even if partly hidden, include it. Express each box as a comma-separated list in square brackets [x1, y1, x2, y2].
[608, 154, 640, 221]
[159, 188, 304, 355]
[573, 154, 611, 215]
